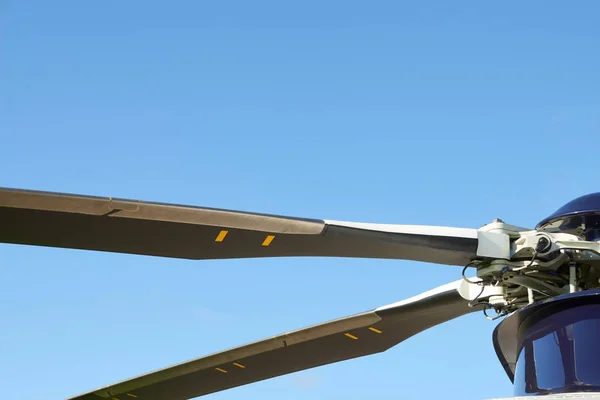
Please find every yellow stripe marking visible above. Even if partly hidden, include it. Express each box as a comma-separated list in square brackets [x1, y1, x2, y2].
[215, 367, 228, 373]
[262, 235, 275, 246]
[112, 398, 120, 400]
[369, 327, 382, 334]
[215, 230, 228, 242]
[127, 395, 138, 399]
[233, 362, 246, 368]
[345, 333, 358, 340]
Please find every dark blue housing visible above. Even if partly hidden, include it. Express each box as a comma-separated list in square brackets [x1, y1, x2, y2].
[494, 290, 600, 396]
[537, 193, 600, 241]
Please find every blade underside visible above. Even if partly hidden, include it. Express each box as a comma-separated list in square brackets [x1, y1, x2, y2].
[67, 281, 476, 400]
[0, 187, 478, 265]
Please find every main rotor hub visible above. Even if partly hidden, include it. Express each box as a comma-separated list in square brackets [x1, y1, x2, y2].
[467, 194, 600, 320]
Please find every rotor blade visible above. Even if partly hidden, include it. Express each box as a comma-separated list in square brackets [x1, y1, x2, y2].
[0, 187, 497, 265]
[67, 279, 478, 400]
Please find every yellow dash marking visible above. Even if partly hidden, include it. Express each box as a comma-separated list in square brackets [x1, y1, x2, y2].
[112, 398, 120, 400]
[233, 362, 246, 368]
[345, 333, 358, 340]
[369, 327, 382, 334]
[215, 367, 228, 373]
[127, 395, 138, 399]
[215, 230, 228, 242]
[262, 235, 275, 246]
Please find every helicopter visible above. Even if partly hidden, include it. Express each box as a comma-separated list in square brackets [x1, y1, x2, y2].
[3, 187, 600, 400]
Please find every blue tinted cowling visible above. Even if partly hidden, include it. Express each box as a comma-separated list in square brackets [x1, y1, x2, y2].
[537, 193, 600, 241]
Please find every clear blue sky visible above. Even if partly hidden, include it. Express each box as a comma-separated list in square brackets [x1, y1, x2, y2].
[1, 1, 599, 399]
